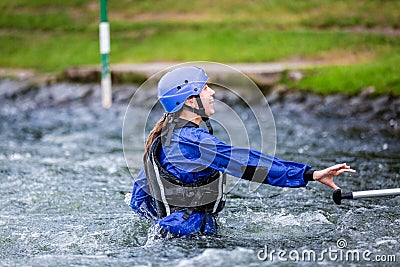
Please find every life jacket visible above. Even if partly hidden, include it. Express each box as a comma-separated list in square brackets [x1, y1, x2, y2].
[144, 134, 226, 220]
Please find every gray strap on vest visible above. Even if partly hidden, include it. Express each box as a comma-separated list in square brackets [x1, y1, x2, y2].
[212, 173, 226, 213]
[151, 153, 171, 216]
[162, 114, 178, 147]
[164, 121, 176, 146]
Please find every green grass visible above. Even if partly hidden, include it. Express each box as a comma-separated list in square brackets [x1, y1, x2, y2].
[1, 0, 400, 95]
[291, 56, 400, 95]
[0, 33, 99, 72]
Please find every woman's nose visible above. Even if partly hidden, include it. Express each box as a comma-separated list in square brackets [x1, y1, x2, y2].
[210, 88, 215, 96]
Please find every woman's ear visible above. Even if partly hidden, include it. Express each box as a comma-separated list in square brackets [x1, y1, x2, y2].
[185, 96, 194, 106]
[184, 98, 191, 106]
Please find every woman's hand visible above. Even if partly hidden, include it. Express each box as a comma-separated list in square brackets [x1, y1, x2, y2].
[313, 163, 356, 190]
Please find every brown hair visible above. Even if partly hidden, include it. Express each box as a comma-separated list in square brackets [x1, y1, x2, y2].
[144, 113, 168, 157]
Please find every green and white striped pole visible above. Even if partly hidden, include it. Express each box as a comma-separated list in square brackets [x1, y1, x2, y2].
[99, 0, 112, 108]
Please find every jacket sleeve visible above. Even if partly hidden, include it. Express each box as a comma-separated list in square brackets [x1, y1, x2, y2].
[129, 167, 157, 219]
[181, 129, 311, 188]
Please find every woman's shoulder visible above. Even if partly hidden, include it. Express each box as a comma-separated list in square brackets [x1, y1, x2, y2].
[178, 126, 213, 141]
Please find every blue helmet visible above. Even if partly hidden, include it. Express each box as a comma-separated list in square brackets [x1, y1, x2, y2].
[158, 66, 208, 113]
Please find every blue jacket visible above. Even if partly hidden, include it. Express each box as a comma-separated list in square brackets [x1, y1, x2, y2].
[130, 122, 311, 236]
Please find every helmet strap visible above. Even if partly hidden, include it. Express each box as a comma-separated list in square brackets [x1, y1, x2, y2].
[182, 95, 213, 135]
[203, 117, 214, 135]
[163, 96, 214, 146]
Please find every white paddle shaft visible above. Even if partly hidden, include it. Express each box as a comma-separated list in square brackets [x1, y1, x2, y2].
[352, 188, 400, 199]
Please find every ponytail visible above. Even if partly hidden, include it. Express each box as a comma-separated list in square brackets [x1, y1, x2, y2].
[144, 107, 183, 158]
[144, 113, 168, 157]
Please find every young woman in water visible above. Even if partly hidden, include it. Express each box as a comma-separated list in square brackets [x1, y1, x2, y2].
[129, 66, 356, 237]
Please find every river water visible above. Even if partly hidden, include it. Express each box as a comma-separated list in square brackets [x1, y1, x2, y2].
[0, 82, 399, 266]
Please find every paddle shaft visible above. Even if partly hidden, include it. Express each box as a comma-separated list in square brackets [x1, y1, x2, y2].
[352, 188, 400, 199]
[333, 188, 400, 205]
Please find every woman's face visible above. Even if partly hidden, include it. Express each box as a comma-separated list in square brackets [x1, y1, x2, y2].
[199, 85, 215, 116]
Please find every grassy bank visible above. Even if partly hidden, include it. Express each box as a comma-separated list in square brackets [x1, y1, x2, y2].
[1, 0, 400, 95]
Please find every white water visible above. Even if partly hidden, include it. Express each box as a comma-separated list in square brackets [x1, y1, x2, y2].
[0, 90, 399, 266]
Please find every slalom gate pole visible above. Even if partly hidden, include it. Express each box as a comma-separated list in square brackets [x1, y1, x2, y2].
[99, 0, 112, 109]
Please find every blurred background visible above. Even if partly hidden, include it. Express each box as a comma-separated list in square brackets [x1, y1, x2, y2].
[0, 0, 400, 95]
